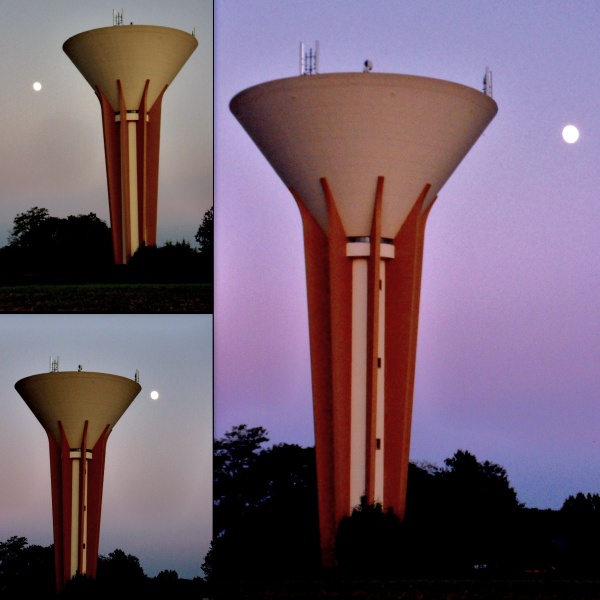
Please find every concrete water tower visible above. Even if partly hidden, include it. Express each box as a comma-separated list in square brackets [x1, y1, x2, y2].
[15, 361, 141, 591]
[63, 13, 198, 264]
[230, 61, 498, 565]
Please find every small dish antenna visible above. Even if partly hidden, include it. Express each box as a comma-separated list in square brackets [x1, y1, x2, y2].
[363, 59, 373, 73]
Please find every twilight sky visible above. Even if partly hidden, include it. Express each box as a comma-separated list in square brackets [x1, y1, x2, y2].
[0, 0, 212, 248]
[0, 314, 212, 580]
[215, 0, 600, 511]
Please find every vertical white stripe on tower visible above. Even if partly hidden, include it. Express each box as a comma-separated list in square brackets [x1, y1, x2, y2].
[127, 117, 139, 254]
[81, 452, 89, 574]
[70, 452, 80, 578]
[374, 257, 386, 503]
[349, 255, 368, 511]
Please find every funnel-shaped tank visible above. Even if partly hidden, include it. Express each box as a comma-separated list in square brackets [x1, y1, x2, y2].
[230, 72, 498, 238]
[63, 25, 198, 111]
[15, 371, 141, 448]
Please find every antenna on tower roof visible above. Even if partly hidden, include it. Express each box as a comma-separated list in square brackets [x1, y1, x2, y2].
[113, 9, 124, 26]
[300, 41, 319, 75]
[483, 66, 493, 98]
[135, 369, 139, 383]
[49, 356, 59, 373]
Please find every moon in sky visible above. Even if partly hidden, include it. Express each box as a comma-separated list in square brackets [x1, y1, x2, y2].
[150, 390, 159, 400]
[562, 125, 579, 144]
[33, 82, 42, 91]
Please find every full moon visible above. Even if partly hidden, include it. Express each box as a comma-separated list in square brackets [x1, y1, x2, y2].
[562, 125, 579, 144]
[150, 391, 159, 400]
[33, 82, 42, 91]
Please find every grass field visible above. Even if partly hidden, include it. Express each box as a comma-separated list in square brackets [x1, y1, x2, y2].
[0, 283, 213, 313]
[210, 578, 600, 600]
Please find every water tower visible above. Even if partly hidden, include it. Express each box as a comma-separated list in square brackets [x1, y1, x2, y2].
[15, 362, 141, 591]
[63, 13, 198, 264]
[230, 60, 498, 564]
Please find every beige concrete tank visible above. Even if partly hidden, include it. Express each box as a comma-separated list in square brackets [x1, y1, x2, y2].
[15, 371, 141, 448]
[63, 24, 198, 111]
[230, 72, 498, 238]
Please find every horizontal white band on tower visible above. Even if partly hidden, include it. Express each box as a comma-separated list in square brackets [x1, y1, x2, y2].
[115, 112, 150, 122]
[346, 240, 395, 259]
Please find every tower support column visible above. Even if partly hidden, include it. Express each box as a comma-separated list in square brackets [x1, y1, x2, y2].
[292, 178, 435, 566]
[46, 419, 110, 590]
[383, 184, 436, 520]
[97, 80, 167, 264]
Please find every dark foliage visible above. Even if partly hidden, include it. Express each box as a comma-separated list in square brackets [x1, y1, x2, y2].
[8, 206, 51, 247]
[0, 207, 113, 279]
[128, 205, 213, 282]
[558, 492, 600, 575]
[195, 205, 213, 258]
[96, 548, 147, 590]
[335, 497, 405, 577]
[211, 424, 320, 582]
[0, 536, 55, 596]
[0, 537, 208, 598]
[400, 450, 525, 576]
[209, 426, 600, 586]
[0, 206, 214, 284]
[128, 239, 208, 282]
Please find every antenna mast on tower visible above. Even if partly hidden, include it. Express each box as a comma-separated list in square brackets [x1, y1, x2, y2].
[300, 41, 319, 75]
[113, 9, 124, 26]
[483, 66, 493, 98]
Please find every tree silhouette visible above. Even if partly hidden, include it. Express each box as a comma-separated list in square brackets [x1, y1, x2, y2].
[207, 427, 600, 584]
[0, 206, 213, 283]
[194, 205, 213, 282]
[0, 536, 208, 597]
[335, 497, 404, 577]
[1, 207, 112, 278]
[7, 206, 50, 247]
[0, 536, 55, 595]
[211, 426, 320, 581]
[195, 205, 213, 258]
[213, 424, 269, 539]
[559, 492, 600, 575]
[425, 450, 524, 573]
[128, 239, 208, 282]
[97, 548, 146, 583]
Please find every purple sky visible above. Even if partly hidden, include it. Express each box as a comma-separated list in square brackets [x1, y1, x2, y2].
[215, 0, 600, 511]
[0, 0, 212, 247]
[0, 314, 212, 580]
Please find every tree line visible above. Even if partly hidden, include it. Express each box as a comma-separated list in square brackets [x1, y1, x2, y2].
[209, 424, 600, 584]
[0, 205, 213, 283]
[0, 536, 208, 598]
